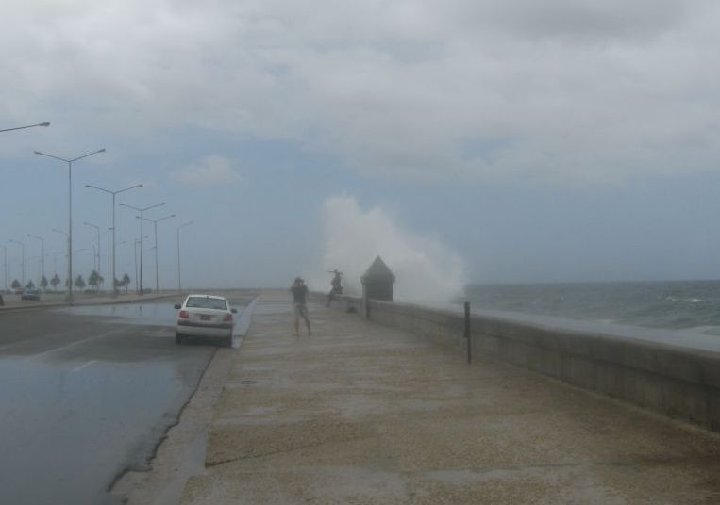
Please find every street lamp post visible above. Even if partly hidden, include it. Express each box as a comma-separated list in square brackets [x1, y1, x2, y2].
[176, 221, 193, 291]
[120, 203, 165, 295]
[2, 245, 7, 292]
[0, 122, 50, 134]
[74, 248, 90, 286]
[51, 228, 69, 289]
[115, 240, 127, 290]
[27, 234, 45, 285]
[132, 236, 148, 294]
[134, 238, 140, 294]
[83, 221, 101, 276]
[8, 239, 25, 286]
[34, 148, 106, 303]
[133, 238, 142, 293]
[85, 184, 142, 294]
[138, 214, 175, 293]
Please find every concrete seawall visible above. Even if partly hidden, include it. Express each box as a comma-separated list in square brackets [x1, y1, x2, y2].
[329, 295, 720, 432]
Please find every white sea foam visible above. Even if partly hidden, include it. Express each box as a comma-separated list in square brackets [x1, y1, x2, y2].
[312, 195, 466, 303]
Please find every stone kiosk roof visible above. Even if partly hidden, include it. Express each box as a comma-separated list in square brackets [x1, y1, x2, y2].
[360, 255, 395, 283]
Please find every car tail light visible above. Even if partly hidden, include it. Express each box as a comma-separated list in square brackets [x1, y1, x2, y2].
[179, 310, 189, 319]
[223, 313, 233, 322]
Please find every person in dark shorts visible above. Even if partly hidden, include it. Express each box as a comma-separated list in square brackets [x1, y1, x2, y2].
[291, 277, 311, 336]
[326, 269, 343, 307]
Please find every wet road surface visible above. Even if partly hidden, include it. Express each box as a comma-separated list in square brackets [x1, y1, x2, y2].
[0, 296, 253, 505]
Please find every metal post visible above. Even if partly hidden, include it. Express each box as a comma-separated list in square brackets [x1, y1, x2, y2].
[120, 202, 164, 296]
[134, 239, 139, 294]
[96, 233, 100, 275]
[135, 213, 174, 293]
[84, 222, 101, 279]
[85, 184, 142, 294]
[68, 160, 74, 301]
[112, 193, 116, 292]
[464, 301, 472, 365]
[154, 220, 159, 293]
[139, 214, 144, 294]
[176, 226, 181, 291]
[35, 148, 106, 303]
[2, 245, 7, 292]
[51, 229, 69, 291]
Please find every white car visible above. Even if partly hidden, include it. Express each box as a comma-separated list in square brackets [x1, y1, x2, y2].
[175, 294, 238, 346]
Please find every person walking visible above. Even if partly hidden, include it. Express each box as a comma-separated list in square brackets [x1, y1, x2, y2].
[291, 277, 311, 336]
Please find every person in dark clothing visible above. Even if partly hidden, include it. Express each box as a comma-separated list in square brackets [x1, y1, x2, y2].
[326, 269, 343, 307]
[291, 277, 311, 336]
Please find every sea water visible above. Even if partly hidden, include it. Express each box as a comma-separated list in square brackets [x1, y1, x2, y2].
[462, 280, 720, 338]
[453, 281, 720, 352]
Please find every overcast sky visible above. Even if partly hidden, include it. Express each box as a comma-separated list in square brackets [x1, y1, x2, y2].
[3, 1, 720, 298]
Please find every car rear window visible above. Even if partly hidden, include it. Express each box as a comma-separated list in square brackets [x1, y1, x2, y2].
[186, 297, 228, 310]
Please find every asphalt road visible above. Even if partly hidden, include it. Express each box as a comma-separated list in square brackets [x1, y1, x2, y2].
[0, 296, 251, 505]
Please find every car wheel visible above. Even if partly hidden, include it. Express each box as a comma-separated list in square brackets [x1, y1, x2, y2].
[175, 333, 184, 344]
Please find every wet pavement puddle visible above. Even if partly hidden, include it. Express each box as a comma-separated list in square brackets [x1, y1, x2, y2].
[53, 302, 180, 326]
[0, 353, 209, 505]
[53, 300, 256, 340]
[0, 300, 247, 504]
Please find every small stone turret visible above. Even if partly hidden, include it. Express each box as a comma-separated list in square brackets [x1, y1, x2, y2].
[361, 256, 395, 301]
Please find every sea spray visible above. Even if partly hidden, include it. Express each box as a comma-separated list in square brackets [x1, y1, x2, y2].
[312, 195, 466, 303]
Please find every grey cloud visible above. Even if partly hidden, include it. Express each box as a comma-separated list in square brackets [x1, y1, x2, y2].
[4, 0, 720, 186]
[171, 155, 242, 186]
[447, 0, 699, 42]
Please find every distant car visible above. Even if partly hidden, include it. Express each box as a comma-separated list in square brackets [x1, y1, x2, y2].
[175, 294, 237, 346]
[21, 289, 41, 301]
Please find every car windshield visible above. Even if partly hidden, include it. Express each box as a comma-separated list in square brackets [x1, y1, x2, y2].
[186, 297, 227, 310]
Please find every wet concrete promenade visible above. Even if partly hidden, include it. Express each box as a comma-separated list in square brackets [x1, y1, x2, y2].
[180, 290, 720, 504]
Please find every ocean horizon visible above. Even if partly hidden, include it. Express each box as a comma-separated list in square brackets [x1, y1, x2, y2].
[460, 279, 720, 338]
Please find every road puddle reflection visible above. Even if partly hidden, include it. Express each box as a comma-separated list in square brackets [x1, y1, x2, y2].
[54, 302, 179, 326]
[54, 301, 252, 332]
